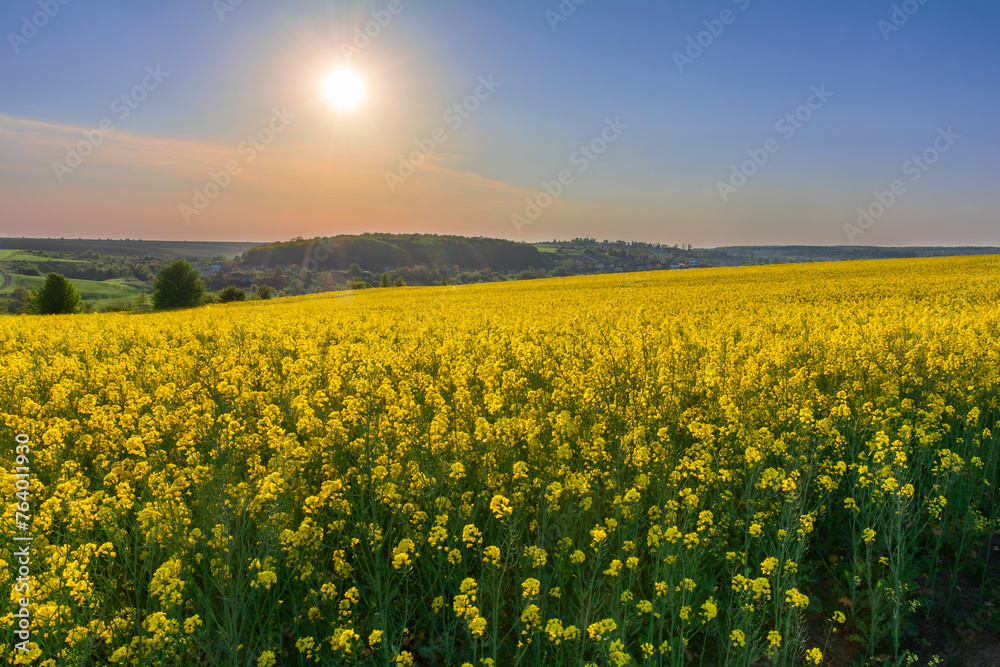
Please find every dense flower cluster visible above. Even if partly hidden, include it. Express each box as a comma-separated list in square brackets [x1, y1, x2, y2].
[1, 256, 998, 665]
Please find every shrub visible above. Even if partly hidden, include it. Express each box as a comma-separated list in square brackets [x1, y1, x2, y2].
[152, 259, 206, 310]
[7, 287, 32, 314]
[26, 273, 81, 314]
[218, 286, 247, 303]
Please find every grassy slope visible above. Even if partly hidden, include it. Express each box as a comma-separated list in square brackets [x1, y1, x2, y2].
[534, 244, 587, 257]
[0, 274, 142, 303]
[0, 249, 86, 262]
[0, 238, 261, 259]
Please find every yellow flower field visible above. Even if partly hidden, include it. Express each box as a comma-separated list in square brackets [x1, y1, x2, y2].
[2, 256, 999, 666]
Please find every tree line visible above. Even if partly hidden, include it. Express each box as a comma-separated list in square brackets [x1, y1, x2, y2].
[242, 233, 551, 272]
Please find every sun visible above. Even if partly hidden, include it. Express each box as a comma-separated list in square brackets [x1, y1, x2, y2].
[322, 67, 366, 112]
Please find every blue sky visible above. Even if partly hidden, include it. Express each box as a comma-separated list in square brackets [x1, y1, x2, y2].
[1, 0, 997, 246]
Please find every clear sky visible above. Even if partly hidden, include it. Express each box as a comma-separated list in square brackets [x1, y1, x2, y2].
[1, 0, 997, 246]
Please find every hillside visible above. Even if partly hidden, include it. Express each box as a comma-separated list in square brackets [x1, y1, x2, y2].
[242, 233, 552, 272]
[716, 245, 1000, 263]
[0, 238, 260, 259]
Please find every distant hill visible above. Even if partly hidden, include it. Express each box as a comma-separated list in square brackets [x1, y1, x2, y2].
[716, 245, 1000, 262]
[242, 234, 552, 272]
[0, 238, 260, 260]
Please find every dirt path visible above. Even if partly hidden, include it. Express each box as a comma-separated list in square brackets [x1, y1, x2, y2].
[0, 271, 10, 290]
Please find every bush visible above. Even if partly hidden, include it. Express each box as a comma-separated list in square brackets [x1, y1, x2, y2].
[26, 273, 82, 314]
[218, 286, 247, 303]
[132, 264, 152, 281]
[152, 259, 206, 310]
[255, 285, 275, 300]
[6, 287, 31, 314]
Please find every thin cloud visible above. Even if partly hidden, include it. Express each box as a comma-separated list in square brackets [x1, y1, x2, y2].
[0, 113, 234, 176]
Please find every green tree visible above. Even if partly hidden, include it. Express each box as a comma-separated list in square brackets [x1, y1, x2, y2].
[26, 273, 82, 314]
[393, 277, 406, 287]
[379, 273, 391, 288]
[218, 286, 247, 303]
[348, 263, 363, 277]
[152, 259, 206, 310]
[132, 263, 152, 281]
[7, 287, 31, 314]
[256, 285, 275, 300]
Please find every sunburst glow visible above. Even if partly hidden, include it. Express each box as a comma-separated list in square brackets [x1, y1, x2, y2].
[322, 67, 366, 112]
